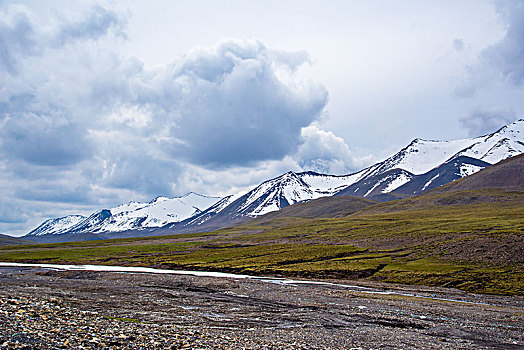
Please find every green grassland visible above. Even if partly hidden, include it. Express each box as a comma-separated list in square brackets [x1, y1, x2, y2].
[1, 190, 523, 295]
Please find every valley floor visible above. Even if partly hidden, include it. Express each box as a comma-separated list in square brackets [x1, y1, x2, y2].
[1, 266, 523, 349]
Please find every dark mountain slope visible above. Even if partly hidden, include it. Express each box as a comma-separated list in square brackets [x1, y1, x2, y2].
[247, 195, 376, 226]
[334, 168, 413, 201]
[391, 156, 492, 196]
[427, 153, 524, 194]
[0, 234, 32, 246]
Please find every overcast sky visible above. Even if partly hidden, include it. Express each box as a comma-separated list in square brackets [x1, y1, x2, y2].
[2, 0, 524, 236]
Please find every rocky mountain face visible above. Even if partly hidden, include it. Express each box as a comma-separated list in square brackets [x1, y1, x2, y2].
[25, 119, 524, 242]
[427, 153, 524, 194]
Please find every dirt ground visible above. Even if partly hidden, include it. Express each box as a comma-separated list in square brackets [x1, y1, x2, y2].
[1, 266, 523, 349]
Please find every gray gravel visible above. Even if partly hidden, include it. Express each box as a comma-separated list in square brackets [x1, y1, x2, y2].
[1, 266, 523, 349]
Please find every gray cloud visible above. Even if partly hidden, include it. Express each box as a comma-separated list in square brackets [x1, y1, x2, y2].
[459, 108, 516, 137]
[482, 2, 524, 85]
[15, 183, 92, 204]
[55, 5, 125, 46]
[0, 201, 28, 224]
[0, 2, 330, 229]
[0, 5, 124, 76]
[0, 112, 91, 166]
[452, 38, 464, 52]
[140, 40, 328, 168]
[0, 8, 35, 74]
[454, 3, 524, 98]
[94, 148, 182, 196]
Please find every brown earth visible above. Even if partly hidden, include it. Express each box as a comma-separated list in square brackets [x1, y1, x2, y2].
[1, 266, 523, 349]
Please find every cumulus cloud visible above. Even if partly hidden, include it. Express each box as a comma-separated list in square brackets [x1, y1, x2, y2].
[294, 125, 372, 174]
[459, 108, 516, 137]
[137, 39, 328, 168]
[0, 3, 336, 235]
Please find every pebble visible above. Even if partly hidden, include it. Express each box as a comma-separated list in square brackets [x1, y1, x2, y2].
[1, 267, 523, 349]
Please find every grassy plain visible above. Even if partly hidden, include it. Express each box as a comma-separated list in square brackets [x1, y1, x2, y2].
[1, 190, 522, 295]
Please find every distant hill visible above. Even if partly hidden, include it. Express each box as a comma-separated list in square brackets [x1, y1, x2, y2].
[352, 189, 523, 216]
[0, 234, 31, 246]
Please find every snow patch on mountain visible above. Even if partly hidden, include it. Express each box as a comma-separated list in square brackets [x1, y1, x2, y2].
[381, 172, 412, 193]
[459, 164, 484, 177]
[300, 172, 364, 194]
[390, 138, 476, 175]
[364, 181, 382, 197]
[421, 174, 440, 192]
[456, 121, 524, 163]
[101, 193, 222, 232]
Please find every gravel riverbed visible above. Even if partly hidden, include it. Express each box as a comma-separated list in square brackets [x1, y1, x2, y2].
[1, 266, 523, 349]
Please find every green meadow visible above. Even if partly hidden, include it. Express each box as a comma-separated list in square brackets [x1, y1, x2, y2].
[1, 190, 523, 295]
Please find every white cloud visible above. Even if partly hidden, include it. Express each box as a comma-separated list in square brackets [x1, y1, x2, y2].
[294, 125, 373, 174]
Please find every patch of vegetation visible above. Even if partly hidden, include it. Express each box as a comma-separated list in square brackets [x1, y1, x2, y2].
[1, 190, 522, 295]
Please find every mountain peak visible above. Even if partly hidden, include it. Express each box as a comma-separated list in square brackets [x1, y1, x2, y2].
[150, 196, 169, 204]
[182, 192, 198, 198]
[181, 192, 218, 200]
[485, 118, 524, 138]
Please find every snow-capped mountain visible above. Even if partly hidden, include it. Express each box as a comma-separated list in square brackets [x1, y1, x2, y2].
[27, 215, 86, 236]
[234, 171, 360, 217]
[336, 156, 492, 199]
[393, 156, 492, 196]
[26, 119, 524, 242]
[26, 193, 221, 238]
[332, 119, 524, 199]
[359, 119, 524, 178]
[100, 193, 221, 231]
[175, 119, 524, 230]
[167, 171, 362, 232]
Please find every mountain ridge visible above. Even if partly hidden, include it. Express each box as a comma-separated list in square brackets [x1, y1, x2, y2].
[26, 193, 221, 238]
[25, 119, 524, 242]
